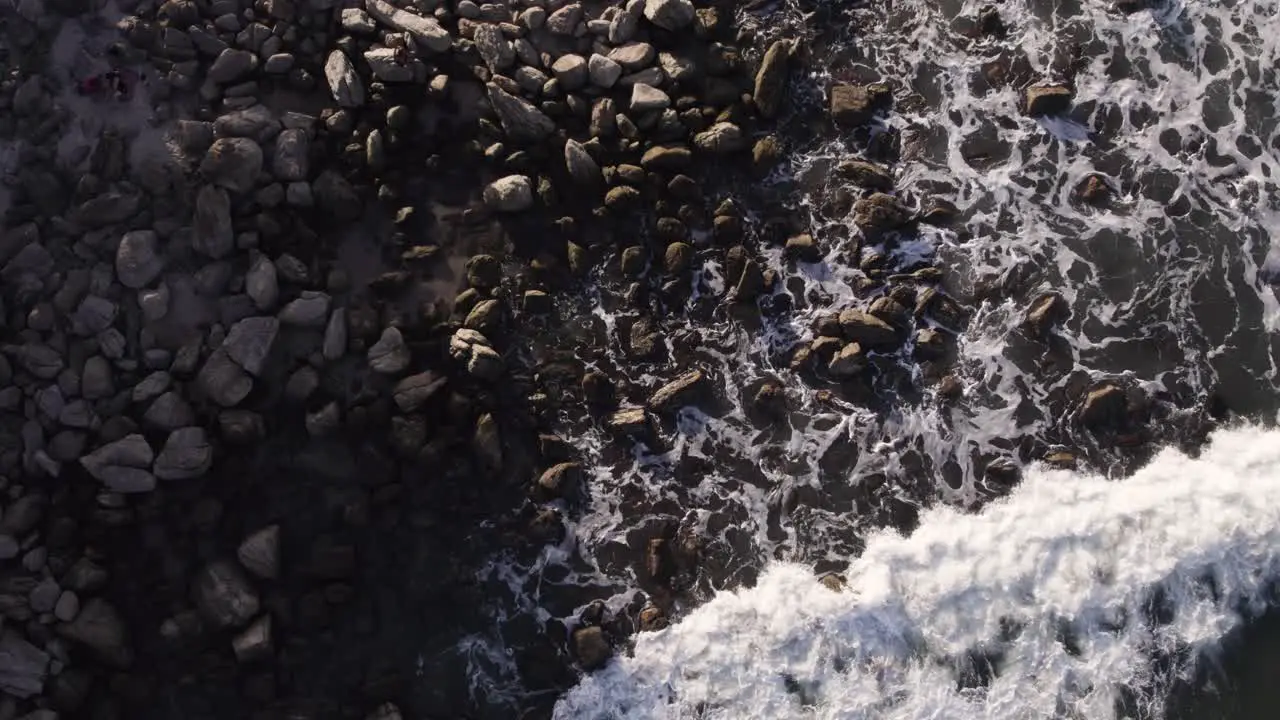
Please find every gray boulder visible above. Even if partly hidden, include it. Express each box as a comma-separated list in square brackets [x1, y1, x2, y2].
[365, 0, 452, 53]
[483, 175, 533, 212]
[324, 50, 365, 108]
[487, 84, 556, 143]
[200, 138, 263, 194]
[154, 427, 213, 480]
[643, 0, 694, 30]
[194, 185, 234, 259]
[115, 231, 164, 289]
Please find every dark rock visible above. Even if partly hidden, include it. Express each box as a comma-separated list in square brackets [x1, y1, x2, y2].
[784, 233, 821, 262]
[828, 342, 866, 378]
[232, 615, 273, 663]
[0, 631, 49, 698]
[1024, 84, 1073, 116]
[607, 407, 652, 437]
[648, 369, 706, 412]
[115, 230, 164, 289]
[753, 40, 791, 119]
[200, 138, 264, 194]
[564, 139, 602, 187]
[368, 327, 410, 374]
[572, 626, 612, 670]
[365, 0, 452, 53]
[208, 48, 258, 83]
[237, 525, 280, 580]
[193, 560, 260, 629]
[839, 309, 900, 349]
[836, 159, 894, 190]
[640, 144, 692, 172]
[914, 328, 947, 360]
[57, 599, 132, 667]
[487, 84, 556, 143]
[1024, 292, 1069, 337]
[154, 427, 213, 480]
[473, 413, 503, 474]
[852, 193, 912, 236]
[537, 462, 582, 499]
[1080, 384, 1127, 429]
[393, 372, 447, 412]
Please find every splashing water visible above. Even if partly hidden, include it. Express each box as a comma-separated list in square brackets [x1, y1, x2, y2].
[555, 425, 1280, 719]
[455, 0, 1280, 714]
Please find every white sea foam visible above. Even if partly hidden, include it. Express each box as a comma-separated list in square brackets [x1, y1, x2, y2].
[555, 426, 1280, 719]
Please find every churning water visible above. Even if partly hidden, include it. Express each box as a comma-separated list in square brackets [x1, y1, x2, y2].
[456, 0, 1280, 716]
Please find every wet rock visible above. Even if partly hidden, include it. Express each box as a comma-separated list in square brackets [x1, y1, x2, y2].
[365, 0, 452, 53]
[237, 526, 280, 580]
[487, 84, 556, 143]
[0, 630, 48, 698]
[1025, 84, 1073, 116]
[572, 626, 612, 670]
[537, 462, 582, 499]
[784, 233, 821, 262]
[208, 48, 258, 83]
[154, 427, 213, 480]
[852, 193, 912, 236]
[753, 40, 791, 119]
[830, 83, 892, 126]
[914, 328, 948, 360]
[731, 258, 765, 302]
[828, 341, 866, 378]
[115, 230, 164, 289]
[232, 615, 273, 663]
[465, 299, 502, 333]
[57, 599, 132, 667]
[450, 328, 503, 379]
[201, 138, 264, 194]
[1024, 292, 1069, 337]
[368, 327, 410, 374]
[483, 175, 534, 212]
[1075, 174, 1110, 206]
[644, 0, 694, 31]
[1080, 384, 1127, 429]
[836, 159, 894, 191]
[648, 369, 707, 412]
[193, 560, 260, 629]
[664, 242, 693, 275]
[839, 309, 899, 349]
[607, 407, 652, 437]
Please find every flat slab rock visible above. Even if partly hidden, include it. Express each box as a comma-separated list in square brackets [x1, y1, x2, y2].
[647, 369, 707, 412]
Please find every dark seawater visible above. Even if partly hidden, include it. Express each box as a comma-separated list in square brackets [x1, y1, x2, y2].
[449, 0, 1280, 717]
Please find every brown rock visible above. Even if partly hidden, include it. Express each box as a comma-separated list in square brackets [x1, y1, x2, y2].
[572, 626, 611, 670]
[830, 83, 891, 126]
[647, 369, 707, 413]
[1024, 84, 1073, 116]
[838, 309, 899, 349]
[537, 462, 583, 498]
[1023, 292, 1069, 337]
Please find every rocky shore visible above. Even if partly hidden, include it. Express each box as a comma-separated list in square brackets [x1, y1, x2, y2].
[0, 0, 1189, 717]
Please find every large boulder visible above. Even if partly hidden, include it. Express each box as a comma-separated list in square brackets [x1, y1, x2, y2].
[753, 40, 790, 119]
[487, 84, 556, 143]
[200, 138, 263, 194]
[365, 0, 452, 52]
[643, 0, 694, 31]
[483, 175, 534, 212]
[324, 50, 365, 107]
